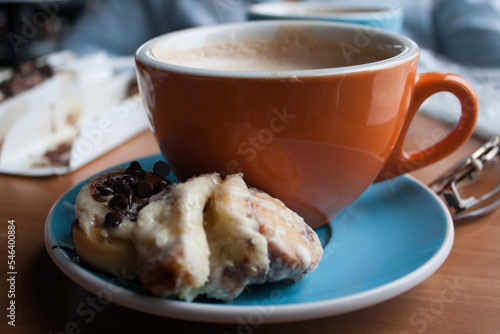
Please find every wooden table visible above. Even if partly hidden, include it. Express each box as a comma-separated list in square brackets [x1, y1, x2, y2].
[1, 113, 499, 334]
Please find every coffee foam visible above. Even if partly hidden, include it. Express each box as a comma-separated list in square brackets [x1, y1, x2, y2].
[151, 26, 390, 71]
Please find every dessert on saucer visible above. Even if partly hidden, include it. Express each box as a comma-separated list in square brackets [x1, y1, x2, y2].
[71, 160, 323, 301]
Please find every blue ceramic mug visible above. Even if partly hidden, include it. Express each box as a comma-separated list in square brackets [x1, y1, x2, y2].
[247, 1, 404, 33]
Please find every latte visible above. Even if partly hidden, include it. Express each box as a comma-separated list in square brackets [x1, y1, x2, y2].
[151, 26, 393, 71]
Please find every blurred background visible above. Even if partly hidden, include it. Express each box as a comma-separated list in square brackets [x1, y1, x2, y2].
[0, 0, 498, 163]
[0, 0, 86, 68]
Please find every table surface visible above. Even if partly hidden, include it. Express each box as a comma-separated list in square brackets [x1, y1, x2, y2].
[1, 113, 499, 334]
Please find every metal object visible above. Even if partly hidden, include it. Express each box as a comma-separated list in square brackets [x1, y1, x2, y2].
[430, 136, 500, 222]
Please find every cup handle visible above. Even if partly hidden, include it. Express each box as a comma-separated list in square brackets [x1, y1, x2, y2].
[375, 72, 478, 183]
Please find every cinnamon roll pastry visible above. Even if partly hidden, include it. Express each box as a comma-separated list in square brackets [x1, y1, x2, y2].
[72, 164, 323, 302]
[134, 173, 221, 301]
[71, 160, 172, 276]
[199, 174, 270, 301]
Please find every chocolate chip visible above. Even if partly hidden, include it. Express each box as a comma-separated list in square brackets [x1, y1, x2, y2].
[96, 186, 114, 196]
[153, 161, 170, 178]
[136, 180, 153, 198]
[103, 174, 113, 186]
[109, 193, 128, 210]
[131, 168, 146, 181]
[153, 180, 169, 194]
[123, 186, 135, 208]
[104, 211, 123, 228]
[125, 161, 146, 180]
[126, 161, 142, 174]
[118, 179, 130, 193]
[121, 175, 137, 188]
[104, 177, 120, 190]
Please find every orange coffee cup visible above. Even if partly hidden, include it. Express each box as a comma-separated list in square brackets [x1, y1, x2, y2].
[135, 21, 478, 228]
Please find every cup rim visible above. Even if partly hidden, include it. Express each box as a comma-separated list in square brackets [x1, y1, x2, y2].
[247, 1, 403, 20]
[135, 20, 419, 79]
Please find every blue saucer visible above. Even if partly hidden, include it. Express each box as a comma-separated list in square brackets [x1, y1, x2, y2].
[45, 154, 453, 323]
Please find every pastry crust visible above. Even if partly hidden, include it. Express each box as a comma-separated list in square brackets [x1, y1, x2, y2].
[200, 174, 270, 301]
[71, 221, 138, 276]
[134, 173, 221, 300]
[71, 162, 172, 277]
[199, 174, 323, 301]
[249, 187, 323, 282]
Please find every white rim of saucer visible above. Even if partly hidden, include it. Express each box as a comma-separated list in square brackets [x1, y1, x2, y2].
[135, 20, 419, 79]
[247, 2, 404, 20]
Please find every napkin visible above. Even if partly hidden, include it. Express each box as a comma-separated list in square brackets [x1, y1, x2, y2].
[0, 52, 149, 176]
